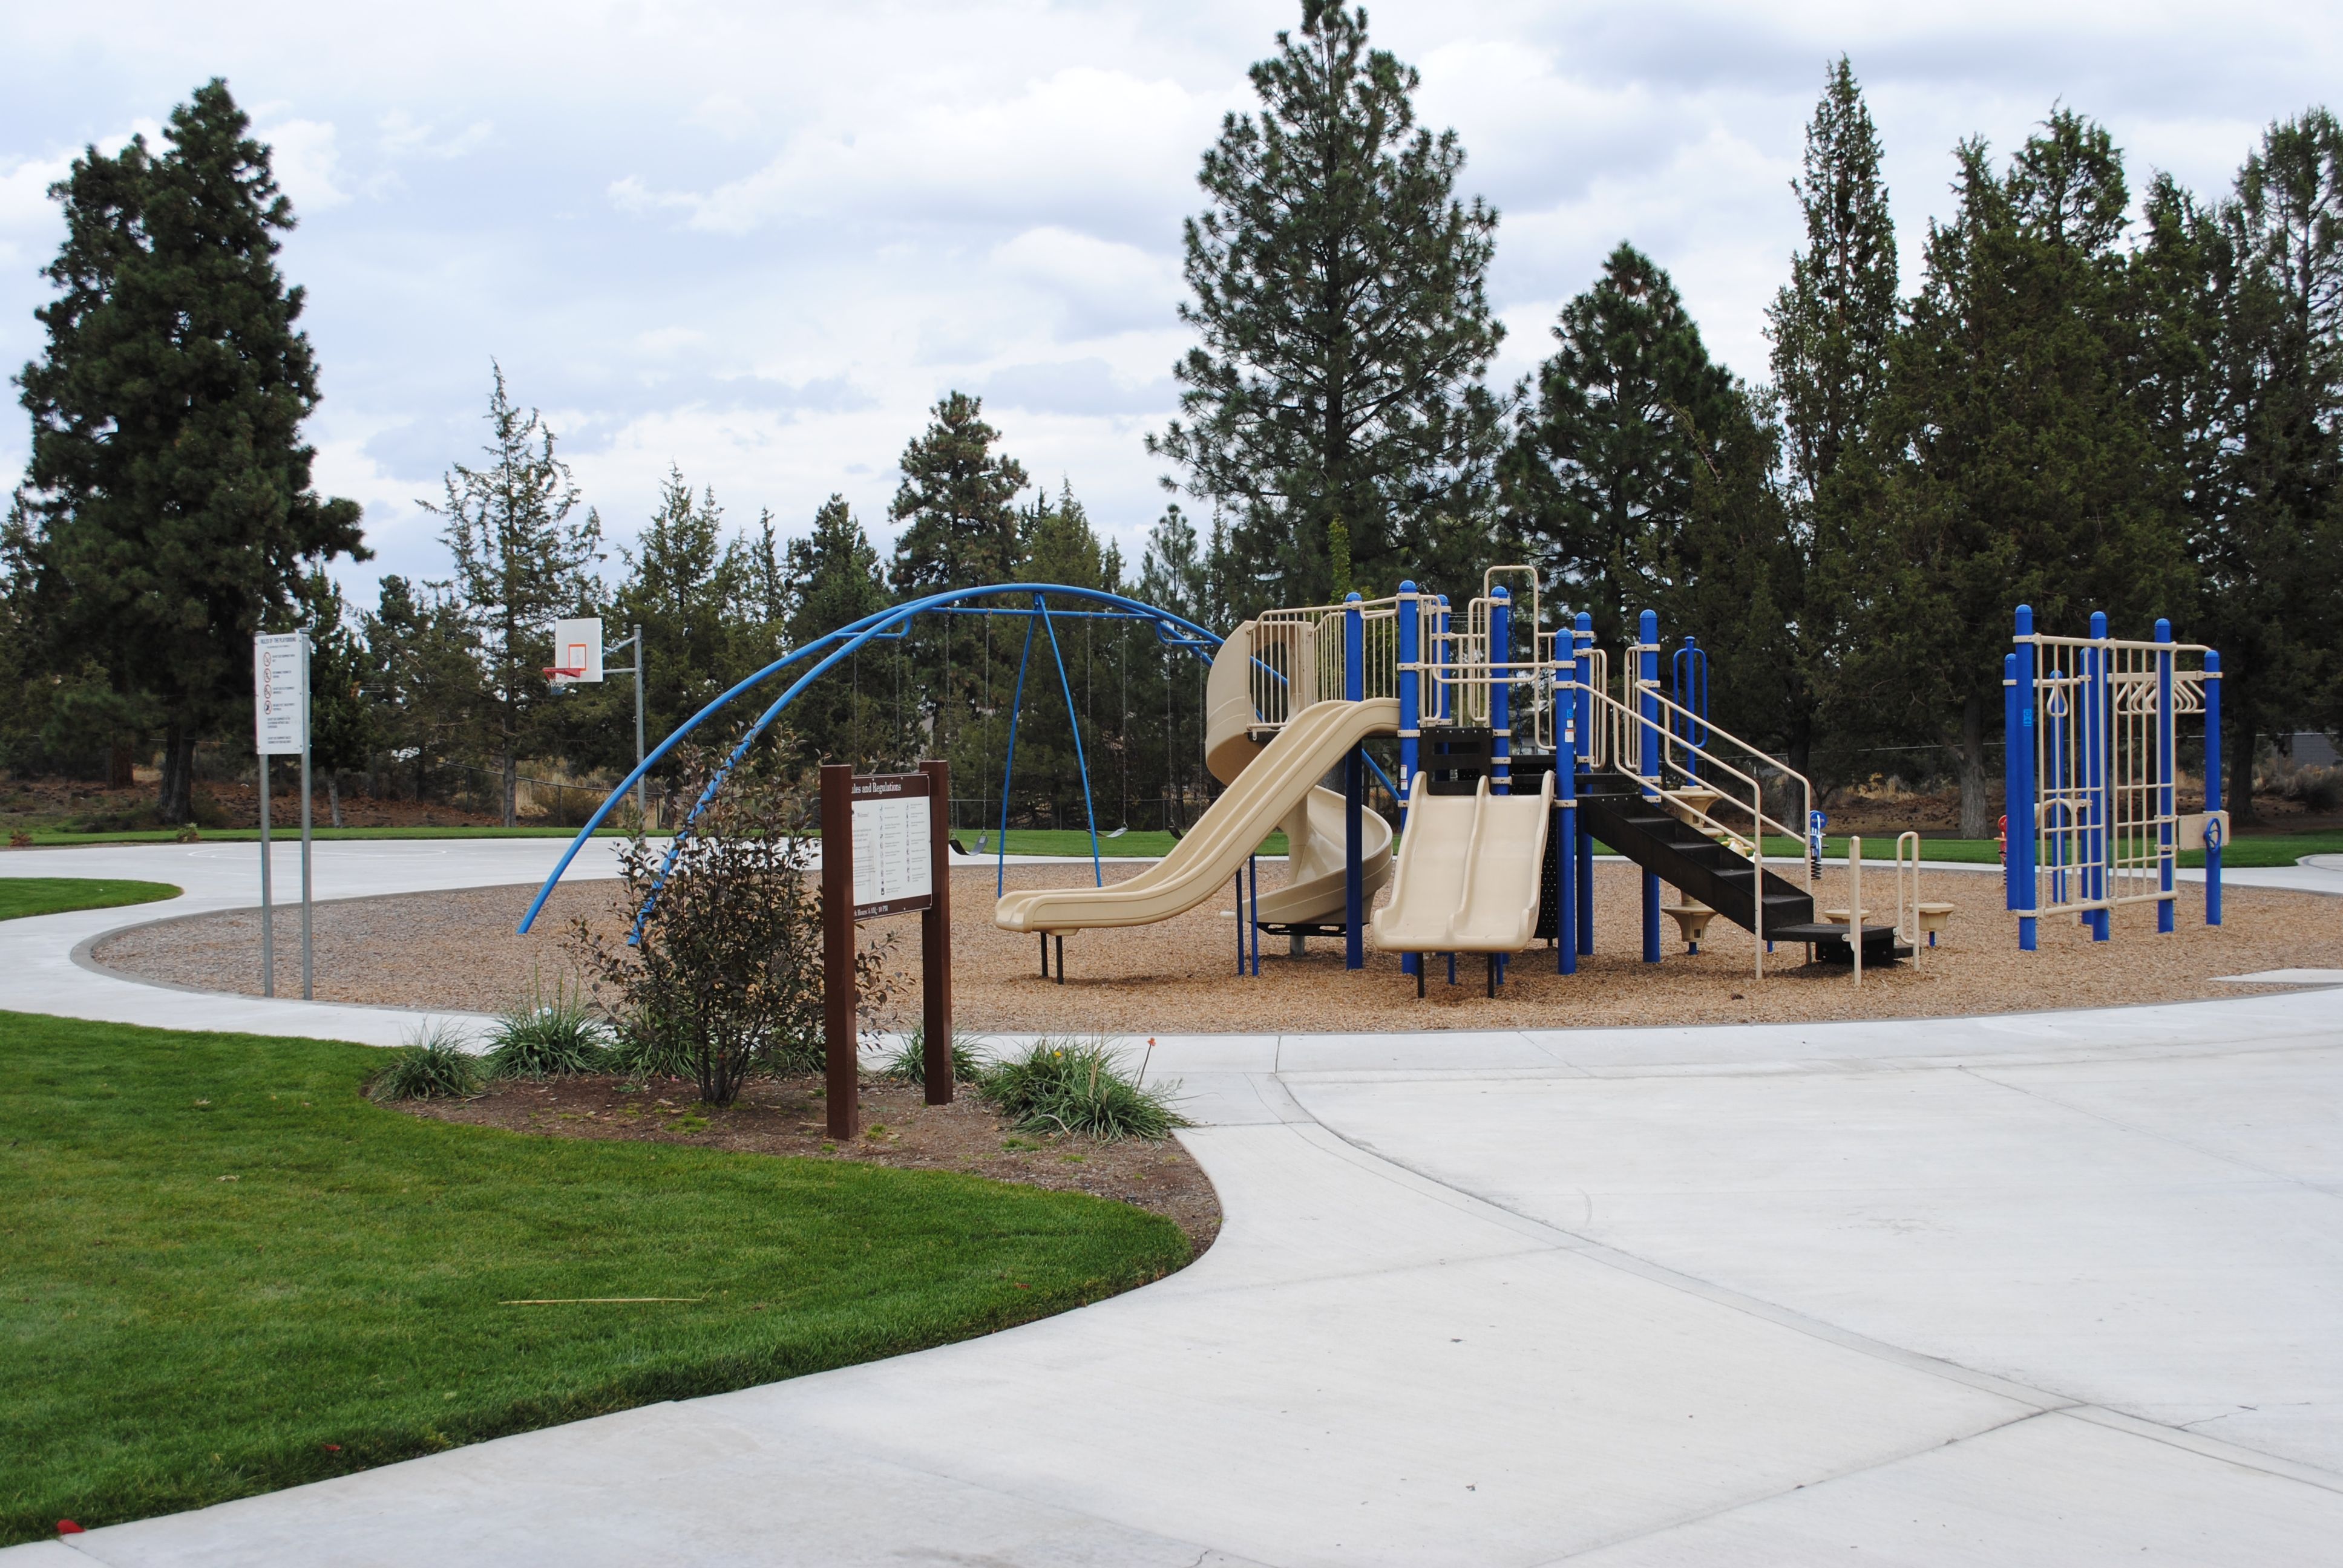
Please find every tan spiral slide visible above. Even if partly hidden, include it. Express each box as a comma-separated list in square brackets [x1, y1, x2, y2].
[993, 622, 1394, 935]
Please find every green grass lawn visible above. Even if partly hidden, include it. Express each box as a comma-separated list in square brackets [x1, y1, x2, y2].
[0, 878, 182, 921]
[955, 827, 1288, 859]
[0, 1013, 1188, 1544]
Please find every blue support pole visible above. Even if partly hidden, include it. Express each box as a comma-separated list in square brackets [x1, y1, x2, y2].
[1398, 581, 1421, 980]
[1556, 665, 1578, 975]
[2204, 650, 2223, 926]
[1639, 608, 1661, 964]
[1035, 593, 1103, 887]
[998, 609, 1038, 897]
[1249, 852, 1261, 976]
[2099, 604, 2118, 937]
[1574, 612, 1595, 957]
[1436, 595, 1453, 721]
[1344, 591, 1366, 971]
[1490, 587, 1512, 794]
[2008, 608, 2039, 953]
[2047, 667, 2068, 913]
[2156, 619, 2175, 935]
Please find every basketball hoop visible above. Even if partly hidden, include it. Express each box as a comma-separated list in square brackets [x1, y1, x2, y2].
[544, 666, 586, 681]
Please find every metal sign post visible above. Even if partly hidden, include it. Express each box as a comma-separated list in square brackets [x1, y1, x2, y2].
[254, 633, 312, 999]
[820, 762, 952, 1140]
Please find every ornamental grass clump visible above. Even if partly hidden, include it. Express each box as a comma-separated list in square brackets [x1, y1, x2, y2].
[367, 1021, 483, 1102]
[879, 1022, 983, 1086]
[976, 1037, 1188, 1142]
[484, 970, 609, 1080]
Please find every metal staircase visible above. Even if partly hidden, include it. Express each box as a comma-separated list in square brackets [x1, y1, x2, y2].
[1578, 770, 1907, 962]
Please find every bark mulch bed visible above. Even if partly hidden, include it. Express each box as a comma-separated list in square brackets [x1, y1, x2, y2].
[93, 861, 2343, 1036]
[395, 1071, 1219, 1256]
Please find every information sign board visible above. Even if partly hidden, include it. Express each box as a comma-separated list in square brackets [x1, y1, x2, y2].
[254, 633, 309, 756]
[849, 773, 934, 918]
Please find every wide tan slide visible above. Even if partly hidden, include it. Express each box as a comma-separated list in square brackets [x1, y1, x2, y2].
[994, 621, 1394, 935]
[1370, 769, 1553, 954]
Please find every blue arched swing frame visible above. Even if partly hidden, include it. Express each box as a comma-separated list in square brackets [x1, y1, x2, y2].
[516, 583, 1225, 936]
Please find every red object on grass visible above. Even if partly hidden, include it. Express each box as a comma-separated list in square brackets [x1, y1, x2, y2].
[58, 1520, 84, 1534]
[323, 1443, 342, 1452]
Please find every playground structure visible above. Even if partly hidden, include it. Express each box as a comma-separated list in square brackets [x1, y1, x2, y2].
[520, 568, 1930, 995]
[2003, 606, 2226, 950]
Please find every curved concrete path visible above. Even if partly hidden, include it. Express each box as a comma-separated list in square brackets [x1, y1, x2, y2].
[5, 844, 2343, 1566]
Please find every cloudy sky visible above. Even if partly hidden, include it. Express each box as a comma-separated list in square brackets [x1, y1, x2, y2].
[2, 0, 2335, 606]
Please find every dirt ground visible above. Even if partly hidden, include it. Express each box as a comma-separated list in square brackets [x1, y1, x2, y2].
[396, 1072, 1219, 1256]
[93, 857, 2342, 1034]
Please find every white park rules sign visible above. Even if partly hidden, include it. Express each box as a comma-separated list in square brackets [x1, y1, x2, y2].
[254, 633, 310, 756]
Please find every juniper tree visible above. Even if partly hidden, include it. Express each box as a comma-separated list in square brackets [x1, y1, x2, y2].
[1862, 111, 2189, 835]
[1765, 57, 1899, 781]
[425, 365, 603, 825]
[783, 495, 888, 766]
[1151, 1, 1505, 609]
[13, 79, 365, 822]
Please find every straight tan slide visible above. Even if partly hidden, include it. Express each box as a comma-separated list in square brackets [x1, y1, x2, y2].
[1369, 769, 1553, 954]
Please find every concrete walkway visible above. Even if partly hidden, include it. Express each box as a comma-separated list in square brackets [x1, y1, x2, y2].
[5, 844, 2342, 1565]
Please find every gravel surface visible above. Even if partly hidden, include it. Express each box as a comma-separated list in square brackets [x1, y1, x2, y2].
[90, 858, 2342, 1033]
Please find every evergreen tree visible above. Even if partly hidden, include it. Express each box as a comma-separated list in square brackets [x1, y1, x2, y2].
[887, 391, 1029, 593]
[11, 78, 365, 822]
[1501, 244, 1757, 650]
[598, 467, 754, 760]
[1765, 57, 1899, 782]
[292, 571, 372, 826]
[783, 495, 888, 766]
[1150, 1, 1505, 609]
[425, 365, 603, 825]
[2196, 111, 2343, 820]
[1135, 505, 1214, 826]
[1863, 111, 2189, 835]
[1004, 483, 1120, 825]
[361, 574, 487, 808]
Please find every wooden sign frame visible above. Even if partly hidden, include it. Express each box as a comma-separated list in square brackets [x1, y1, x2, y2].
[821, 761, 952, 1140]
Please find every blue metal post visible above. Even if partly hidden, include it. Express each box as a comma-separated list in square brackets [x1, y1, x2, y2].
[2156, 619, 2175, 935]
[1639, 608, 1660, 964]
[2099, 604, 2118, 937]
[998, 607, 1038, 897]
[2204, 650, 2223, 926]
[1490, 587, 1512, 794]
[1574, 612, 1595, 956]
[1398, 582, 1421, 980]
[1249, 852, 1261, 976]
[1672, 635, 1708, 779]
[1344, 591, 1365, 971]
[1556, 624, 1578, 974]
[1037, 594, 1103, 887]
[2047, 667, 2067, 914]
[1436, 596, 1453, 721]
[2008, 609, 2039, 952]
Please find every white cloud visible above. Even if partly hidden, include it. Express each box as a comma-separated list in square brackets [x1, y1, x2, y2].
[1, 0, 2336, 607]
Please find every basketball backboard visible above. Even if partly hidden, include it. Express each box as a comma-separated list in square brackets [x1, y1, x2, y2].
[549, 617, 604, 685]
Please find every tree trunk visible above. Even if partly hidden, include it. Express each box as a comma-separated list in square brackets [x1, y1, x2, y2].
[502, 743, 519, 828]
[157, 725, 197, 825]
[327, 773, 342, 829]
[1956, 691, 1989, 839]
[2227, 672, 2257, 827]
[107, 743, 136, 790]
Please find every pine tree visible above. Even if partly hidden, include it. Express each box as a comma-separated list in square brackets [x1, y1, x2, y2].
[362, 574, 487, 807]
[598, 467, 753, 760]
[2196, 111, 2343, 820]
[783, 495, 888, 766]
[1501, 243, 1753, 650]
[12, 78, 365, 822]
[1765, 57, 1899, 782]
[1863, 111, 2189, 835]
[1150, 1, 1505, 609]
[293, 571, 372, 826]
[425, 365, 603, 825]
[887, 391, 1029, 594]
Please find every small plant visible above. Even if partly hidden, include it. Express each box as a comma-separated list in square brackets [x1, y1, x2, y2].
[975, 1037, 1188, 1142]
[605, 1011, 689, 1085]
[368, 1022, 483, 1102]
[877, 1022, 983, 1086]
[484, 970, 609, 1080]
[10, 828, 33, 848]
